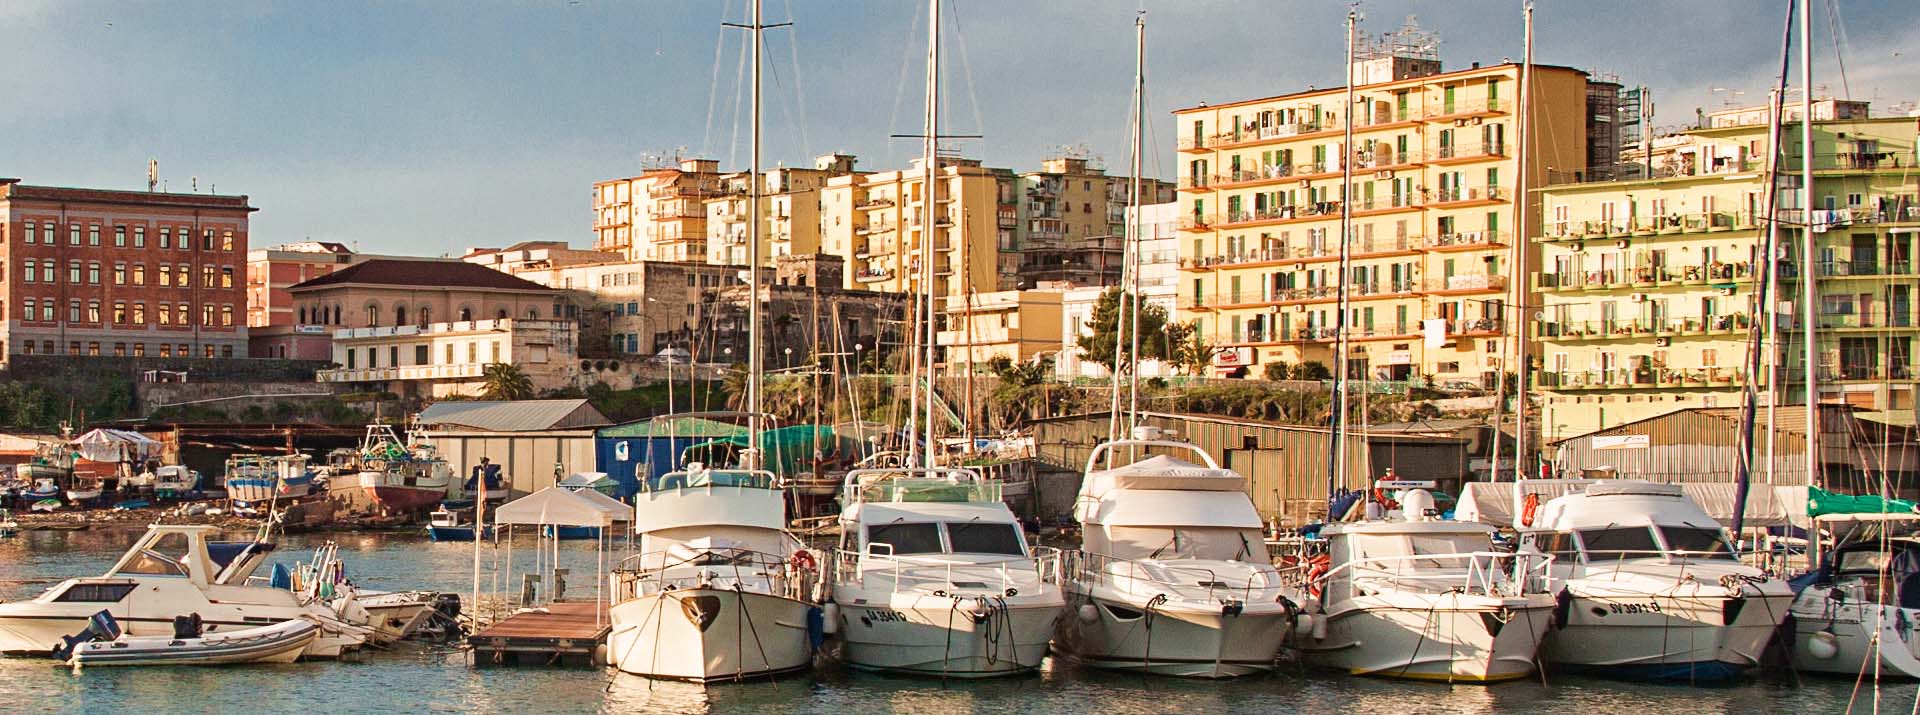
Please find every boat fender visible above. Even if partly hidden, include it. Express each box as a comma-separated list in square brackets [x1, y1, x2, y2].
[592, 643, 610, 667]
[1312, 613, 1327, 641]
[806, 606, 827, 651]
[822, 602, 841, 634]
[1552, 589, 1573, 631]
[1078, 604, 1099, 624]
[1807, 629, 1841, 660]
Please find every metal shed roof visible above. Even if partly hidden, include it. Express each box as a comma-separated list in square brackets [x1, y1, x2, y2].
[417, 399, 609, 432]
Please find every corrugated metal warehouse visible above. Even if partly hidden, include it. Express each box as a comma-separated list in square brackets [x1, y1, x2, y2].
[416, 399, 610, 498]
[1032, 411, 1468, 526]
[1547, 404, 1920, 497]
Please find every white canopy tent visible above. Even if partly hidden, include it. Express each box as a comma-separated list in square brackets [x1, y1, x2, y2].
[486, 486, 633, 624]
[70, 428, 161, 464]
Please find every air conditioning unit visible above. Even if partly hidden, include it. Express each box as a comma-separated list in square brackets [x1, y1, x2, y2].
[1614, 239, 1630, 250]
[1654, 337, 1671, 347]
[1472, 117, 1484, 125]
[1454, 119, 1468, 127]
[1374, 170, 1393, 179]
[1293, 304, 1307, 312]
[1630, 293, 1648, 303]
[1719, 286, 1736, 296]
[1571, 241, 1585, 251]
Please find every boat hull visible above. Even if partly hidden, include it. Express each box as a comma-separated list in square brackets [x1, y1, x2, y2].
[426, 525, 493, 542]
[1054, 596, 1289, 678]
[1544, 590, 1792, 681]
[224, 476, 313, 505]
[1791, 599, 1920, 678]
[836, 595, 1062, 678]
[1298, 598, 1554, 683]
[365, 485, 446, 512]
[607, 588, 814, 682]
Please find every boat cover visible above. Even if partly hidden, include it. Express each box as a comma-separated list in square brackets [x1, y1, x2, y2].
[1807, 486, 1918, 517]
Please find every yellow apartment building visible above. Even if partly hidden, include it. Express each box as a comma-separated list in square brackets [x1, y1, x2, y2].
[704, 154, 862, 266]
[1010, 156, 1175, 288]
[592, 158, 726, 262]
[1538, 108, 1920, 439]
[819, 157, 1008, 300]
[1171, 56, 1593, 382]
[936, 288, 1064, 367]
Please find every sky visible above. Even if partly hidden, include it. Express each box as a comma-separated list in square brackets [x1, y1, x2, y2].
[3, 0, 1916, 257]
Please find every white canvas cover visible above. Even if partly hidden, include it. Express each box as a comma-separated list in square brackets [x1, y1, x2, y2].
[570, 486, 634, 523]
[71, 428, 161, 463]
[1456, 480, 1802, 528]
[493, 486, 615, 527]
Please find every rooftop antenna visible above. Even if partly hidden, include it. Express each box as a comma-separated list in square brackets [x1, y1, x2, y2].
[191, 176, 198, 192]
[147, 159, 158, 192]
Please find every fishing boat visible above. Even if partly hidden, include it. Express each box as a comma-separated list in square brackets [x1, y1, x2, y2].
[23, 478, 60, 501]
[151, 465, 202, 499]
[606, 466, 821, 681]
[1055, 440, 1294, 677]
[1522, 481, 1793, 681]
[0, 524, 364, 659]
[223, 454, 316, 505]
[1291, 484, 1556, 683]
[426, 507, 493, 541]
[349, 425, 454, 513]
[830, 467, 1064, 677]
[61, 612, 317, 668]
[1788, 512, 1920, 679]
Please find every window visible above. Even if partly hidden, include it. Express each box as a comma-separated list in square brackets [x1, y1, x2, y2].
[22, 299, 34, 321]
[68, 341, 80, 356]
[220, 345, 232, 358]
[158, 344, 172, 357]
[203, 304, 215, 327]
[133, 226, 145, 247]
[866, 523, 943, 555]
[114, 226, 126, 247]
[1576, 527, 1661, 559]
[202, 265, 215, 288]
[133, 343, 145, 357]
[947, 523, 1024, 555]
[52, 583, 138, 603]
[202, 229, 215, 251]
[159, 265, 172, 287]
[132, 303, 145, 324]
[87, 225, 99, 246]
[221, 305, 233, 326]
[1658, 526, 1733, 559]
[113, 263, 126, 285]
[203, 345, 214, 358]
[158, 303, 172, 325]
[69, 261, 81, 283]
[415, 345, 430, 364]
[176, 304, 188, 325]
[132, 264, 145, 286]
[23, 222, 34, 244]
[222, 231, 234, 251]
[113, 343, 126, 357]
[160, 228, 171, 249]
[87, 301, 101, 323]
[40, 261, 52, 283]
[88, 262, 100, 284]
[20, 341, 31, 355]
[87, 342, 100, 356]
[40, 302, 52, 322]
[22, 259, 33, 283]
[112, 302, 126, 323]
[221, 267, 233, 288]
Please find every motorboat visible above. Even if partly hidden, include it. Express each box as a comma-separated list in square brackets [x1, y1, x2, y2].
[0, 524, 364, 659]
[348, 425, 453, 513]
[829, 467, 1064, 678]
[1521, 481, 1793, 681]
[1055, 440, 1294, 678]
[150, 465, 202, 499]
[224, 454, 317, 505]
[558, 471, 619, 497]
[333, 589, 438, 644]
[1789, 523, 1920, 678]
[607, 466, 821, 682]
[62, 612, 317, 668]
[426, 507, 493, 541]
[1291, 484, 1556, 683]
[65, 485, 103, 504]
[24, 478, 61, 502]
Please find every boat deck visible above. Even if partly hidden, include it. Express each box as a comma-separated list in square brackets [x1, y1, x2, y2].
[468, 601, 608, 667]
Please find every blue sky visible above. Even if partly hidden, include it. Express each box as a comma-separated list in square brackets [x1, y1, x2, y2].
[3, 0, 1915, 256]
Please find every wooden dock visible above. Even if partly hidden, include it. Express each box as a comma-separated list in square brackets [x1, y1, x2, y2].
[468, 601, 609, 667]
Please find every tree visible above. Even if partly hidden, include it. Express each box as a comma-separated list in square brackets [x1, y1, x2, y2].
[986, 355, 1057, 428]
[1295, 361, 1333, 380]
[1173, 324, 1220, 376]
[480, 363, 535, 400]
[1263, 361, 1294, 381]
[1078, 288, 1179, 374]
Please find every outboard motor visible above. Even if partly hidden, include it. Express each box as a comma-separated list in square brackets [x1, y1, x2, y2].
[54, 610, 123, 659]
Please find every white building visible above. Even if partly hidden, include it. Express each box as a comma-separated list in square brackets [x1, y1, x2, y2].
[316, 318, 579, 399]
[1056, 202, 1181, 381]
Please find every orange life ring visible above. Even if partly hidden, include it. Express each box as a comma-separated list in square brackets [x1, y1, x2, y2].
[789, 550, 818, 571]
[1521, 493, 1541, 527]
[1304, 553, 1331, 598]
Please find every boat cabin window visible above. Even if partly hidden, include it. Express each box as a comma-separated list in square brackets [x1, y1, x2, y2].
[1576, 527, 1662, 559]
[948, 523, 1024, 556]
[52, 583, 138, 603]
[1536, 531, 1581, 563]
[1348, 532, 1489, 568]
[1107, 526, 1263, 561]
[868, 522, 944, 555]
[1838, 549, 1892, 574]
[117, 533, 193, 577]
[1657, 526, 1733, 559]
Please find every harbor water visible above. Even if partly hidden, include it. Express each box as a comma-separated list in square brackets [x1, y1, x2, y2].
[0, 528, 1906, 715]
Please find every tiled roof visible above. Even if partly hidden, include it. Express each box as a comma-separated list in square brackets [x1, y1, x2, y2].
[289, 259, 555, 292]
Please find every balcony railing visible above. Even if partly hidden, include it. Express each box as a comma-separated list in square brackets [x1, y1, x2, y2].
[1430, 97, 1511, 118]
[1539, 211, 1760, 241]
[1428, 230, 1505, 250]
[1541, 366, 1745, 390]
[1431, 142, 1507, 161]
[1537, 261, 1753, 290]
[1538, 313, 1753, 340]
[1824, 364, 1917, 381]
[317, 362, 489, 384]
[1432, 186, 1509, 204]
[854, 269, 894, 283]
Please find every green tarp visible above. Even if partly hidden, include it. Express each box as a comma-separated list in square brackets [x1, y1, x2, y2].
[1807, 486, 1918, 517]
[682, 425, 840, 476]
[598, 416, 752, 439]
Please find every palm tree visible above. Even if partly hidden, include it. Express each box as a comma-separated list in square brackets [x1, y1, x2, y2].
[480, 363, 534, 401]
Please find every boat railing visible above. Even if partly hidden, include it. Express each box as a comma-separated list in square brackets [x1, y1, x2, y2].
[834, 543, 1059, 597]
[1060, 549, 1280, 605]
[611, 547, 813, 601]
[1294, 551, 1554, 602]
[1582, 549, 1748, 586]
[839, 467, 999, 506]
[1082, 439, 1224, 473]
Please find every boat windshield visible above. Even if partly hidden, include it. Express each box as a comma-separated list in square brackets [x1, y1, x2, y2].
[948, 522, 1024, 556]
[1576, 526, 1663, 559]
[1349, 531, 1489, 569]
[1657, 525, 1734, 559]
[868, 523, 943, 555]
[866, 521, 1026, 557]
[114, 533, 192, 577]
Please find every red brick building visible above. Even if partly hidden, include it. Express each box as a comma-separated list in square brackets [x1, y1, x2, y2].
[0, 179, 253, 358]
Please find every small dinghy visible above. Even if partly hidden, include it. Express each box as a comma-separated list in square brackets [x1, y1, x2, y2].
[60, 611, 318, 668]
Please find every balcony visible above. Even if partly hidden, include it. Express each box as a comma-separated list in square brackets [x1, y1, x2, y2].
[1427, 97, 1511, 121]
[1816, 312, 1919, 331]
[648, 183, 724, 200]
[1425, 274, 1508, 294]
[318, 362, 490, 384]
[648, 206, 706, 220]
[1824, 364, 1917, 381]
[854, 268, 894, 283]
[1427, 230, 1505, 252]
[1541, 366, 1745, 391]
[1539, 211, 1760, 242]
[1428, 142, 1507, 164]
[856, 197, 896, 210]
[1536, 261, 1753, 292]
[1538, 313, 1753, 341]
[1210, 122, 1328, 151]
[1352, 149, 1423, 171]
[1430, 186, 1509, 206]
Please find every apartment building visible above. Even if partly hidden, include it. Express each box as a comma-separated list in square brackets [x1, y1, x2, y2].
[316, 318, 579, 399]
[503, 258, 741, 359]
[705, 154, 862, 266]
[936, 288, 1064, 367]
[1007, 156, 1175, 289]
[0, 179, 252, 359]
[1056, 202, 1182, 380]
[1172, 47, 1593, 381]
[819, 157, 1007, 300]
[1537, 106, 1920, 439]
[592, 159, 726, 262]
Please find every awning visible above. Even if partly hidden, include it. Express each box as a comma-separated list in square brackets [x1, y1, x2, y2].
[70, 428, 161, 463]
[493, 486, 618, 527]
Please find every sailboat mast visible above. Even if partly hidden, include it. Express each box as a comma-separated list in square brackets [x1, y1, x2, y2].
[923, 0, 941, 469]
[1329, 8, 1356, 498]
[1798, 0, 1815, 491]
[746, 0, 765, 467]
[1765, 90, 1782, 488]
[1127, 14, 1146, 432]
[1510, 2, 1533, 491]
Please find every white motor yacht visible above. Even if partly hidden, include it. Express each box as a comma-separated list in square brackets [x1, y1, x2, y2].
[606, 466, 820, 682]
[1055, 440, 1293, 677]
[1293, 487, 1555, 683]
[0, 524, 364, 659]
[1522, 481, 1793, 681]
[1790, 529, 1920, 678]
[830, 467, 1064, 678]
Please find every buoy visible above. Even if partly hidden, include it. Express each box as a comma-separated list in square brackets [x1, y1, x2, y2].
[592, 643, 610, 666]
[1293, 613, 1317, 639]
[1808, 630, 1840, 660]
[822, 602, 841, 634]
[1078, 604, 1099, 624]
